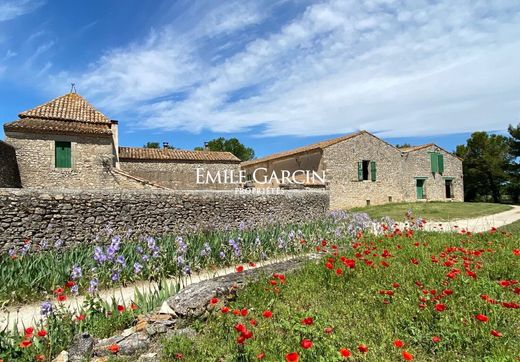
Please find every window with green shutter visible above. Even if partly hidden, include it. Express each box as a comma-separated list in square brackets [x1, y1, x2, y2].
[55, 141, 72, 168]
[357, 161, 363, 181]
[370, 161, 377, 181]
[430, 152, 438, 173]
[437, 153, 444, 173]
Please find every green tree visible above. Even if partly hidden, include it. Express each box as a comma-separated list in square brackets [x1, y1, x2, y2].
[455, 132, 511, 202]
[395, 143, 412, 148]
[195, 137, 255, 161]
[144, 142, 160, 149]
[507, 123, 520, 203]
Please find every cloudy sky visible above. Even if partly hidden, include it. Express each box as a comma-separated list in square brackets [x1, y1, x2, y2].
[0, 0, 519, 156]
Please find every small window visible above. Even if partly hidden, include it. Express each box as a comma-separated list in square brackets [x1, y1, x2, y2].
[55, 141, 71, 168]
[357, 160, 370, 181]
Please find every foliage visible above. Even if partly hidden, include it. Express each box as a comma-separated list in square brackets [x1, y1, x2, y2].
[195, 137, 255, 161]
[507, 124, 520, 203]
[351, 201, 511, 221]
[143, 142, 160, 149]
[394, 143, 411, 148]
[162, 228, 520, 361]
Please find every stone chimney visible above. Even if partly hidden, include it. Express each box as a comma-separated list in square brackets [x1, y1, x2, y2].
[204, 142, 209, 151]
[163, 142, 169, 149]
[111, 120, 119, 169]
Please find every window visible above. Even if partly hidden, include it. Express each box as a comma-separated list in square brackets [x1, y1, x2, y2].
[430, 152, 444, 174]
[445, 179, 453, 198]
[55, 141, 71, 168]
[358, 160, 377, 181]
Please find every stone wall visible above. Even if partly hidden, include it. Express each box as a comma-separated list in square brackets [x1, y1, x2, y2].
[402, 145, 464, 202]
[323, 132, 405, 209]
[119, 160, 240, 190]
[5, 132, 120, 189]
[0, 189, 329, 249]
[0, 141, 21, 188]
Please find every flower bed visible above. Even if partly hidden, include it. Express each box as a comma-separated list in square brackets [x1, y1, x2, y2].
[162, 228, 520, 361]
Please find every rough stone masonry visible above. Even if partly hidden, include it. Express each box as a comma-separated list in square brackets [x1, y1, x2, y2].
[0, 189, 329, 250]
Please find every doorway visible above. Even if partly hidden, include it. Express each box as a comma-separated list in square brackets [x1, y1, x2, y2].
[445, 179, 453, 198]
[416, 179, 425, 199]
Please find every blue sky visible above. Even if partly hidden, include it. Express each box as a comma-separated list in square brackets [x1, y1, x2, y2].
[0, 0, 519, 157]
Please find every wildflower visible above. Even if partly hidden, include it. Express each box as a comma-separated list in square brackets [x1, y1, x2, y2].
[107, 344, 120, 354]
[324, 326, 334, 334]
[339, 348, 351, 358]
[93, 247, 107, 263]
[285, 352, 299, 362]
[65, 280, 75, 288]
[402, 351, 414, 360]
[394, 339, 404, 348]
[358, 344, 368, 353]
[111, 270, 120, 282]
[25, 327, 34, 338]
[134, 262, 143, 274]
[76, 314, 86, 321]
[35, 355, 45, 361]
[131, 303, 139, 311]
[37, 330, 47, 338]
[209, 297, 219, 305]
[491, 330, 502, 337]
[431, 336, 441, 343]
[257, 352, 265, 359]
[300, 339, 313, 349]
[117, 305, 125, 312]
[475, 314, 489, 322]
[240, 308, 248, 316]
[200, 242, 212, 257]
[221, 306, 230, 314]
[71, 285, 79, 296]
[262, 310, 273, 318]
[302, 317, 313, 325]
[250, 319, 257, 326]
[57, 294, 67, 302]
[116, 255, 126, 267]
[40, 301, 53, 317]
[435, 303, 447, 312]
[70, 265, 82, 280]
[513, 249, 520, 256]
[54, 239, 64, 248]
[219, 251, 226, 259]
[19, 340, 32, 348]
[54, 287, 64, 295]
[336, 268, 343, 275]
[88, 278, 99, 294]
[235, 265, 244, 273]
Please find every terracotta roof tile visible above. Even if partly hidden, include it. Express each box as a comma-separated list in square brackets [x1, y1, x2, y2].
[19, 92, 111, 124]
[3, 118, 113, 136]
[119, 147, 240, 163]
[399, 144, 435, 152]
[241, 131, 364, 167]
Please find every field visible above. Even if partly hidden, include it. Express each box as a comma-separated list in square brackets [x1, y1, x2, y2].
[351, 202, 512, 221]
[161, 229, 520, 361]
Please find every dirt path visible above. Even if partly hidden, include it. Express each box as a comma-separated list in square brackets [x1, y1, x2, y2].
[2, 205, 519, 332]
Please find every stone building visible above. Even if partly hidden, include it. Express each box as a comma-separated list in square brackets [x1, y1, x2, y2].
[2, 92, 240, 190]
[241, 131, 463, 209]
[0, 140, 21, 188]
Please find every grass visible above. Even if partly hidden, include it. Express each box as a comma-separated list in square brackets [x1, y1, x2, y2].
[499, 219, 520, 234]
[351, 202, 512, 221]
[161, 230, 520, 361]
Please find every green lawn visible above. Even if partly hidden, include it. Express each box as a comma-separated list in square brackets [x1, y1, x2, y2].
[350, 202, 512, 221]
[500, 219, 520, 234]
[161, 230, 520, 361]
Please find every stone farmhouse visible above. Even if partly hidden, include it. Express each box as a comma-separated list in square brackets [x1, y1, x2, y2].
[1, 91, 463, 210]
[241, 131, 463, 209]
[1, 92, 240, 190]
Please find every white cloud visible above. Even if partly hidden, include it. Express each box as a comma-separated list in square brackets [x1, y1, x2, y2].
[53, 0, 520, 137]
[0, 0, 43, 22]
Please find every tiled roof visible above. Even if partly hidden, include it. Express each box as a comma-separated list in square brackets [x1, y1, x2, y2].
[19, 92, 111, 123]
[399, 144, 435, 152]
[118, 147, 241, 163]
[241, 131, 365, 167]
[3, 118, 113, 136]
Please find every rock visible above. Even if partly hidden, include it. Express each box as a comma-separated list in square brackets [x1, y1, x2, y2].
[91, 358, 109, 362]
[138, 352, 158, 362]
[68, 332, 95, 361]
[52, 351, 69, 362]
[134, 319, 148, 332]
[94, 332, 150, 357]
[158, 301, 176, 315]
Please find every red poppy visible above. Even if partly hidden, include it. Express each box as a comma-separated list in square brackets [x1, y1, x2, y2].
[256, 353, 265, 359]
[37, 330, 47, 338]
[324, 326, 334, 334]
[53, 287, 64, 295]
[285, 352, 299, 362]
[434, 303, 447, 312]
[262, 310, 273, 318]
[19, 340, 32, 348]
[491, 330, 502, 337]
[250, 319, 257, 326]
[249, 262, 256, 267]
[221, 306, 230, 314]
[393, 282, 400, 288]
[393, 339, 404, 348]
[210, 297, 219, 305]
[475, 314, 489, 322]
[25, 327, 34, 338]
[76, 314, 86, 321]
[431, 336, 441, 343]
[325, 262, 334, 270]
[300, 339, 313, 349]
[339, 348, 351, 358]
[57, 294, 67, 302]
[234, 323, 247, 333]
[269, 280, 278, 285]
[301, 317, 313, 326]
[175, 354, 183, 360]
[108, 344, 120, 354]
[513, 249, 520, 256]
[35, 355, 45, 361]
[336, 268, 343, 275]
[235, 265, 244, 273]
[402, 351, 414, 360]
[117, 305, 125, 312]
[358, 344, 368, 353]
[410, 259, 419, 265]
[65, 280, 75, 288]
[240, 308, 248, 316]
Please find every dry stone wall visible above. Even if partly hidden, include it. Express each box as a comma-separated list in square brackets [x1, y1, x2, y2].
[0, 189, 329, 250]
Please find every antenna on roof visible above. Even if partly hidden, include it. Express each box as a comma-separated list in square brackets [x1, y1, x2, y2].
[70, 83, 76, 93]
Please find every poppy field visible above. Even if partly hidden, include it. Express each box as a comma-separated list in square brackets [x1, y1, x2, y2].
[162, 227, 520, 361]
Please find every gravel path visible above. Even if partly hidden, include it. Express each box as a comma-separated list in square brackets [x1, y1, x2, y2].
[2, 205, 519, 332]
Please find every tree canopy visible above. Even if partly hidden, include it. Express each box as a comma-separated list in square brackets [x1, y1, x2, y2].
[195, 137, 255, 161]
[143, 142, 160, 149]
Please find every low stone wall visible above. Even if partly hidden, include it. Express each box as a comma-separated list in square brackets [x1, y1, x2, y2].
[0, 189, 329, 250]
[0, 141, 21, 188]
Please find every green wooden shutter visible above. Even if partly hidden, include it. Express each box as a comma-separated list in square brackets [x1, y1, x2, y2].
[357, 161, 363, 181]
[437, 153, 444, 173]
[370, 161, 377, 181]
[430, 152, 438, 173]
[55, 141, 71, 168]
